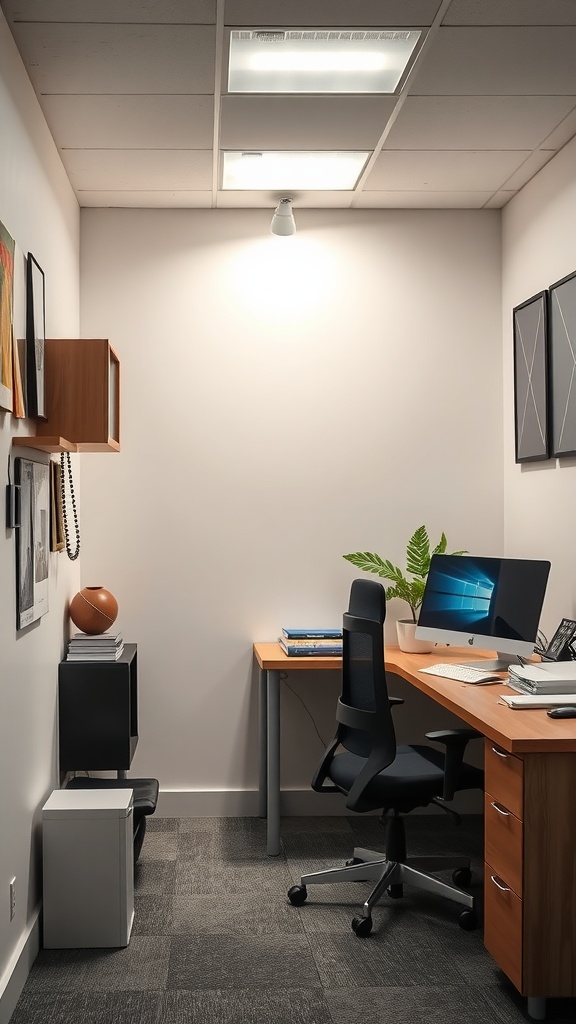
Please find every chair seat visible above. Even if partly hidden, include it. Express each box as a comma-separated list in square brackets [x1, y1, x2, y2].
[66, 777, 159, 816]
[66, 778, 159, 864]
[329, 745, 481, 813]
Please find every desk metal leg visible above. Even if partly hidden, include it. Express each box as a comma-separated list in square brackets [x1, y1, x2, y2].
[266, 669, 281, 856]
[258, 667, 267, 818]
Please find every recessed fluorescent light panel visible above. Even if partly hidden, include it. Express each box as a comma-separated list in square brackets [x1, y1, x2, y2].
[228, 29, 421, 94]
[222, 151, 370, 190]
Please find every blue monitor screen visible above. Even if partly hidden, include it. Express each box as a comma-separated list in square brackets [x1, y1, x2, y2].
[417, 554, 551, 652]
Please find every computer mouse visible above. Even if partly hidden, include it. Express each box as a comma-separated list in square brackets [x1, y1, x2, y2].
[547, 706, 576, 718]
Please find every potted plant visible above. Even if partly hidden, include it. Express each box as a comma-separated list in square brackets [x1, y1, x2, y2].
[343, 525, 466, 652]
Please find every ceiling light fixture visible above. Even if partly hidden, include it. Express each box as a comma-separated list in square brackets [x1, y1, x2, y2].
[222, 151, 369, 190]
[271, 198, 296, 236]
[228, 29, 421, 94]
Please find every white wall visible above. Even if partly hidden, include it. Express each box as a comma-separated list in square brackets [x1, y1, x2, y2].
[79, 207, 503, 809]
[0, 12, 80, 1021]
[502, 134, 576, 633]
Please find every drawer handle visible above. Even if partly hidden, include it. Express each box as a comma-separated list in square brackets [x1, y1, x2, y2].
[490, 874, 511, 892]
[490, 801, 510, 816]
[491, 746, 508, 758]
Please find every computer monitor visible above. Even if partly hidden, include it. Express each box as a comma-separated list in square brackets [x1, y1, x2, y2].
[415, 554, 551, 670]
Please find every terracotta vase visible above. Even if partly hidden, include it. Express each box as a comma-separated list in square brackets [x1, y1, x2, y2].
[69, 586, 118, 635]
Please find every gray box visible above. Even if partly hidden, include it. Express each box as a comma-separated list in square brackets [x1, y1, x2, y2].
[42, 788, 134, 948]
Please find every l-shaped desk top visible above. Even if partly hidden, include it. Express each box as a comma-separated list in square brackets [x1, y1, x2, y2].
[254, 642, 576, 755]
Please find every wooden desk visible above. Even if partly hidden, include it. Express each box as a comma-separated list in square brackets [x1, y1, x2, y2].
[254, 641, 576, 1019]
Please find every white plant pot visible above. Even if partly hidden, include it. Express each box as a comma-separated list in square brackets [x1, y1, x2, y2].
[396, 619, 434, 654]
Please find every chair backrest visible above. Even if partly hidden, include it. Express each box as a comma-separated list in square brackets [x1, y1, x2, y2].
[338, 579, 397, 767]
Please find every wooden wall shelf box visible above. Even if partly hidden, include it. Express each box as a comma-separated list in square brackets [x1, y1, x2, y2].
[35, 339, 120, 452]
[12, 436, 76, 452]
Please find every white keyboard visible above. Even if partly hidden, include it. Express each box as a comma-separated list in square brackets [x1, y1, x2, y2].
[419, 663, 502, 684]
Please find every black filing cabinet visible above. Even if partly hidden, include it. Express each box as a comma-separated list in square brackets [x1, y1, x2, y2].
[58, 644, 138, 771]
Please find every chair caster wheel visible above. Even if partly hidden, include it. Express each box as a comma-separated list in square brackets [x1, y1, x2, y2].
[458, 909, 478, 931]
[387, 884, 404, 899]
[452, 868, 472, 888]
[287, 884, 307, 907]
[351, 915, 373, 937]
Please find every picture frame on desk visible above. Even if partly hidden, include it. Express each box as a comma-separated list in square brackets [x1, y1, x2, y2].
[548, 269, 576, 458]
[512, 290, 550, 463]
[25, 252, 46, 419]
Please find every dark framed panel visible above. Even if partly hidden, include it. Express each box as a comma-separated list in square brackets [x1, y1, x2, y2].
[513, 290, 550, 463]
[549, 269, 576, 458]
[26, 252, 46, 419]
[15, 457, 50, 629]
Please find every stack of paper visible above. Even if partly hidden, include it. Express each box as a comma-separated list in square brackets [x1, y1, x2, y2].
[507, 661, 576, 695]
[500, 693, 576, 709]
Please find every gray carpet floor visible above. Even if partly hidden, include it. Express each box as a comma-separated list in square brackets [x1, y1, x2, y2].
[9, 814, 576, 1023]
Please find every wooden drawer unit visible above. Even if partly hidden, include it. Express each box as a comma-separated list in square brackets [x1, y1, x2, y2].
[485, 741, 523, 818]
[484, 863, 523, 993]
[484, 792, 523, 896]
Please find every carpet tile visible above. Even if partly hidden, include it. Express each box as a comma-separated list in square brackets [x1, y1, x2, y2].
[167, 934, 322, 990]
[160, 987, 333, 1024]
[8, 814, 576, 1024]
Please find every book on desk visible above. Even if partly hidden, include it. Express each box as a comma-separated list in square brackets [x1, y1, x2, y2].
[279, 633, 342, 656]
[281, 628, 342, 640]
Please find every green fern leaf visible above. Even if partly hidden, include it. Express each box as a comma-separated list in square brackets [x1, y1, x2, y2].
[406, 525, 430, 578]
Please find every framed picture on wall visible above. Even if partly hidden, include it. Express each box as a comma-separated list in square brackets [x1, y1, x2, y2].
[15, 457, 50, 629]
[513, 290, 550, 463]
[49, 459, 65, 552]
[0, 219, 15, 412]
[26, 252, 46, 419]
[549, 269, 576, 458]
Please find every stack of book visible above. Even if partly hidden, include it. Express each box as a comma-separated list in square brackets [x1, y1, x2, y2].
[67, 631, 124, 661]
[279, 628, 343, 657]
[507, 661, 576, 696]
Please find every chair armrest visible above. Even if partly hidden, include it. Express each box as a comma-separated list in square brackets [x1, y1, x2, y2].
[425, 727, 482, 744]
[311, 736, 342, 794]
[425, 728, 482, 800]
[389, 697, 404, 708]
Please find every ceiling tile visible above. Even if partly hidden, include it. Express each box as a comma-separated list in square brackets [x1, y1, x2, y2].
[354, 190, 495, 208]
[542, 107, 576, 150]
[384, 96, 576, 150]
[499, 149, 556, 189]
[365, 150, 531, 191]
[41, 95, 214, 149]
[8, 23, 216, 93]
[222, 0, 442, 28]
[484, 191, 516, 208]
[412, 27, 576, 95]
[220, 96, 396, 150]
[0, 0, 215, 21]
[61, 149, 213, 190]
[77, 190, 213, 207]
[443, 0, 576, 26]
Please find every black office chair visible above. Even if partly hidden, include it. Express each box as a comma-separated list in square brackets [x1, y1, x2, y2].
[287, 578, 483, 936]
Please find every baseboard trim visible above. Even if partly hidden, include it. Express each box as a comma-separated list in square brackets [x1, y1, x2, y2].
[156, 789, 483, 817]
[0, 908, 41, 1024]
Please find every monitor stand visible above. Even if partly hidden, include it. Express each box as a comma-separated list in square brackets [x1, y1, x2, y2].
[460, 654, 520, 672]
